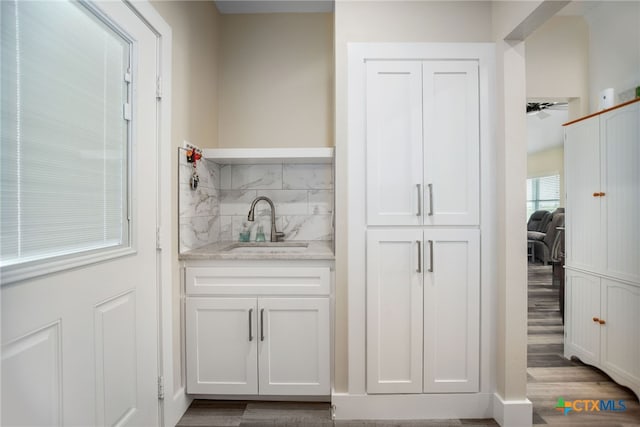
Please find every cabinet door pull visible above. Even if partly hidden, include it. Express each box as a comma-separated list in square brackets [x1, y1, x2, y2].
[427, 184, 434, 216]
[416, 240, 422, 273]
[428, 240, 434, 272]
[260, 308, 265, 341]
[416, 184, 422, 217]
[599, 192, 606, 197]
[249, 308, 253, 341]
[593, 192, 600, 197]
[598, 319, 606, 325]
[593, 317, 600, 322]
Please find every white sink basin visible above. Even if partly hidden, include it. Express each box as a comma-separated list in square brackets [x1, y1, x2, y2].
[222, 242, 309, 253]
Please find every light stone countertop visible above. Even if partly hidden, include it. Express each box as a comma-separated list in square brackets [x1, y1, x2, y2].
[179, 240, 334, 261]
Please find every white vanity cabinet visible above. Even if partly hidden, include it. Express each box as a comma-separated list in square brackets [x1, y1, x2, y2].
[185, 262, 331, 397]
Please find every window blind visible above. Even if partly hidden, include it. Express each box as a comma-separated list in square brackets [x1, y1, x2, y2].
[1, 0, 131, 268]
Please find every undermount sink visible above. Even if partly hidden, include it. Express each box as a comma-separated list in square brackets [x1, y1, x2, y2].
[222, 242, 309, 253]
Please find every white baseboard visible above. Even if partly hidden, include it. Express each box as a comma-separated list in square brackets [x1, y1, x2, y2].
[331, 393, 494, 420]
[165, 387, 192, 427]
[492, 393, 532, 427]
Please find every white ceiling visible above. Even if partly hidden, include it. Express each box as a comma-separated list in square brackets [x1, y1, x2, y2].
[215, 0, 334, 14]
[527, 108, 568, 154]
[556, 0, 602, 16]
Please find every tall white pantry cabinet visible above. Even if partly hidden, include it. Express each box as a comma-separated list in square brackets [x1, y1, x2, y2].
[365, 59, 481, 393]
[563, 99, 640, 400]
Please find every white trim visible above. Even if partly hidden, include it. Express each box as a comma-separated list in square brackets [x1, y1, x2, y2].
[492, 393, 532, 427]
[332, 393, 494, 420]
[118, 1, 184, 426]
[346, 42, 497, 396]
[0, 246, 136, 286]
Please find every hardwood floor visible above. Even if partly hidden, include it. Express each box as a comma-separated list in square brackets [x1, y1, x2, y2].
[527, 264, 640, 426]
[176, 400, 499, 426]
[176, 265, 640, 426]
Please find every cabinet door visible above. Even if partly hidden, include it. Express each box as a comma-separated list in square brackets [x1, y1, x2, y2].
[564, 270, 601, 365]
[422, 61, 479, 226]
[423, 229, 479, 392]
[564, 117, 602, 272]
[600, 279, 640, 390]
[366, 229, 423, 393]
[257, 298, 330, 396]
[366, 61, 423, 226]
[600, 102, 640, 283]
[186, 297, 258, 394]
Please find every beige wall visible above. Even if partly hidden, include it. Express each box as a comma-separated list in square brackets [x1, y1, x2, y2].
[334, 0, 493, 394]
[527, 147, 564, 207]
[151, 0, 221, 393]
[587, 1, 640, 112]
[526, 16, 589, 118]
[218, 13, 333, 148]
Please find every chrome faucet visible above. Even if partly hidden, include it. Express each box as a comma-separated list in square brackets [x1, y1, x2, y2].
[247, 196, 285, 242]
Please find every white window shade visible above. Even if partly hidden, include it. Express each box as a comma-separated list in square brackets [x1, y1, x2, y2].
[1, 1, 131, 271]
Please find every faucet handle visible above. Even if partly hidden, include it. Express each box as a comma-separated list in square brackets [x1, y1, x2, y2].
[273, 231, 285, 242]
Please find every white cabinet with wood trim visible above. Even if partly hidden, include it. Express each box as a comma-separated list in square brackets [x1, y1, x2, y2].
[185, 263, 331, 397]
[564, 99, 640, 400]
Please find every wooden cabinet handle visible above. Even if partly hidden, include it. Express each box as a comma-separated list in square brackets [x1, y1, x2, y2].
[593, 192, 600, 197]
[598, 319, 606, 325]
[593, 317, 600, 322]
[599, 192, 605, 197]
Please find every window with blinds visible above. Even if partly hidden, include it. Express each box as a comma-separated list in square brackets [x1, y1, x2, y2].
[526, 174, 560, 219]
[1, 0, 132, 278]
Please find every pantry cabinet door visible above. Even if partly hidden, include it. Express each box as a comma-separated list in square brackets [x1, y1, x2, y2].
[366, 229, 424, 393]
[422, 61, 479, 226]
[600, 279, 640, 389]
[366, 61, 423, 226]
[186, 297, 258, 394]
[564, 270, 601, 366]
[564, 117, 602, 272]
[423, 229, 479, 392]
[257, 298, 330, 396]
[600, 102, 640, 283]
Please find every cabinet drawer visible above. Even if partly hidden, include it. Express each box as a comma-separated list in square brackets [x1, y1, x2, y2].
[186, 267, 330, 296]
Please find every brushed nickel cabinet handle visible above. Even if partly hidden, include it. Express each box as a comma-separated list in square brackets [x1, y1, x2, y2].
[260, 308, 265, 342]
[416, 240, 422, 273]
[416, 184, 422, 216]
[249, 309, 253, 341]
[428, 240, 434, 272]
[428, 184, 433, 216]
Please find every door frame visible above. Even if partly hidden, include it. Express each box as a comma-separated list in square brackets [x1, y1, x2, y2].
[115, 2, 186, 426]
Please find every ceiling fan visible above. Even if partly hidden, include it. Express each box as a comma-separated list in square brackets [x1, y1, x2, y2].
[526, 102, 568, 119]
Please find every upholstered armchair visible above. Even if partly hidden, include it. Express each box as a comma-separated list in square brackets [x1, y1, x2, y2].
[528, 209, 565, 264]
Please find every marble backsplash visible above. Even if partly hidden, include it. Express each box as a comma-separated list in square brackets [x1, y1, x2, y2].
[179, 156, 334, 252]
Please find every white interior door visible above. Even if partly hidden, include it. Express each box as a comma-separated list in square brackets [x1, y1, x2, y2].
[365, 61, 423, 226]
[422, 61, 480, 226]
[423, 229, 479, 392]
[366, 229, 423, 394]
[1, 1, 160, 425]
